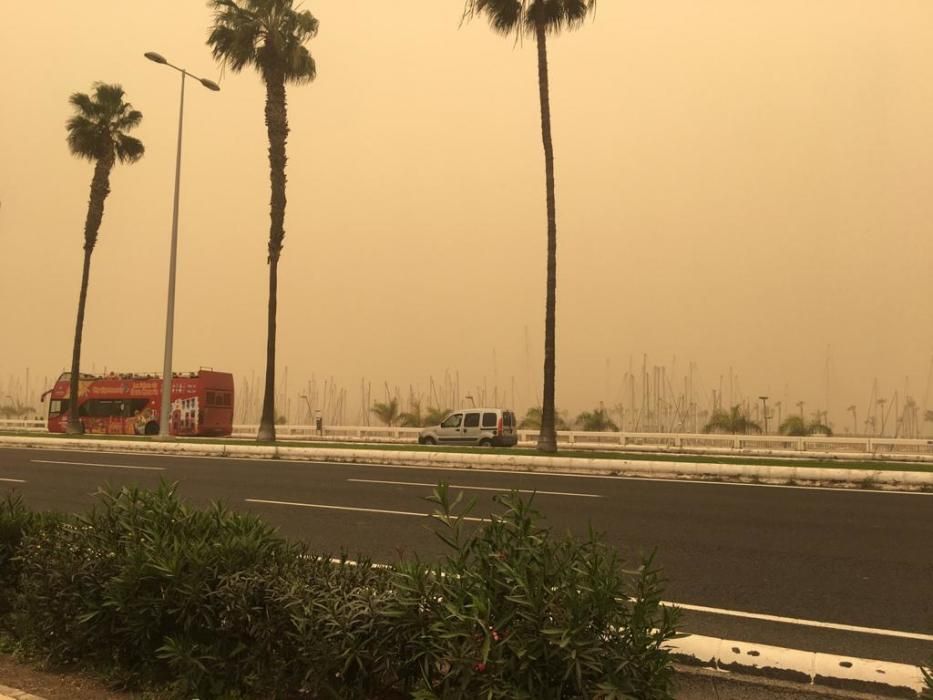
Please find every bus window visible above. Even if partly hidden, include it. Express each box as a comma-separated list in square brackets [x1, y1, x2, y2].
[82, 400, 125, 418]
[49, 399, 68, 416]
[122, 398, 150, 417]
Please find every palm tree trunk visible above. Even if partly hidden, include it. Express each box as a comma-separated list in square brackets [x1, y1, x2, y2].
[534, 22, 558, 454]
[66, 248, 93, 434]
[257, 70, 289, 442]
[66, 157, 112, 434]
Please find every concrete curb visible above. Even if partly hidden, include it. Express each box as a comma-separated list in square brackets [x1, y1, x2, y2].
[666, 633, 927, 698]
[2, 435, 932, 488]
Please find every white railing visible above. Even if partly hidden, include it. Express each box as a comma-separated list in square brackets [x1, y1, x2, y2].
[4, 419, 931, 460]
[0, 419, 45, 432]
[232, 424, 933, 460]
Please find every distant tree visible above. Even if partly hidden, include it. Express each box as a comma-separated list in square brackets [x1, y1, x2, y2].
[779, 415, 833, 437]
[703, 405, 762, 435]
[575, 406, 619, 432]
[463, 0, 596, 454]
[0, 402, 36, 419]
[423, 406, 452, 426]
[519, 406, 569, 431]
[64, 83, 144, 434]
[208, 0, 319, 442]
[399, 399, 424, 427]
[925, 410, 933, 423]
[371, 398, 400, 426]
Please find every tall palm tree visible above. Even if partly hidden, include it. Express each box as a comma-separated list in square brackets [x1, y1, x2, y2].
[463, 0, 596, 453]
[64, 84, 144, 434]
[207, 0, 318, 442]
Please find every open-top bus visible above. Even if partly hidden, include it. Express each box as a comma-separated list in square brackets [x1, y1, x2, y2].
[44, 369, 234, 437]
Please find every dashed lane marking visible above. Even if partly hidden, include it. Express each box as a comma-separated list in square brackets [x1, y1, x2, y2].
[30, 459, 165, 472]
[347, 477, 603, 498]
[245, 498, 486, 522]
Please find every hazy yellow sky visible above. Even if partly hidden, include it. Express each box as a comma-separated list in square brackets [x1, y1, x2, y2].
[1, 1, 931, 430]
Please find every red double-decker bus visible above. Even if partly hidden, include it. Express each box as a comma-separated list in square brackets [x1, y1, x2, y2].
[44, 369, 234, 437]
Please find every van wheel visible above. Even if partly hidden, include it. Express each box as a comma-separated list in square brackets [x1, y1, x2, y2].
[144, 422, 159, 436]
[423, 436, 436, 446]
[479, 438, 493, 448]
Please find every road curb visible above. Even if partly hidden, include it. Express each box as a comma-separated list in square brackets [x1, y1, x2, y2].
[666, 633, 926, 697]
[2, 435, 931, 488]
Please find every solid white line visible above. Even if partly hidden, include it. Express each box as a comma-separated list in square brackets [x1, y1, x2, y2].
[245, 498, 486, 522]
[347, 478, 602, 498]
[665, 600, 933, 641]
[0, 477, 26, 483]
[315, 555, 933, 642]
[30, 459, 165, 472]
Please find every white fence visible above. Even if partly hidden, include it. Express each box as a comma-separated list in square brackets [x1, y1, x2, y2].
[233, 424, 933, 460]
[3, 419, 932, 460]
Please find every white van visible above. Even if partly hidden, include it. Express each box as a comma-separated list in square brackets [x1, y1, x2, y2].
[418, 408, 518, 447]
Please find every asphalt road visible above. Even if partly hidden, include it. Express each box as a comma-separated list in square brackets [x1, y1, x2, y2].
[1, 445, 931, 666]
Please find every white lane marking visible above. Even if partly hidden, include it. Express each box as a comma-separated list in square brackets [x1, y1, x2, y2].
[30, 459, 165, 472]
[0, 477, 26, 483]
[246, 498, 486, 522]
[347, 478, 602, 498]
[665, 600, 933, 642]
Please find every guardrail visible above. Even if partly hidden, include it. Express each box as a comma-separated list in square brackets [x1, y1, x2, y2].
[0, 419, 45, 432]
[4, 420, 931, 460]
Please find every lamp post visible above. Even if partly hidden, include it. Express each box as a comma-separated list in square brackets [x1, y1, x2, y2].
[758, 395, 769, 434]
[145, 51, 219, 438]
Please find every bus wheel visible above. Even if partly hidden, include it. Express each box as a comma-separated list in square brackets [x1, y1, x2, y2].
[144, 422, 159, 436]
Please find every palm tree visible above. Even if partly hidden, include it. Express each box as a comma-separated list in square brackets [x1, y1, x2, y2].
[519, 406, 569, 430]
[64, 84, 144, 434]
[575, 406, 619, 432]
[207, 0, 318, 442]
[703, 405, 762, 435]
[423, 406, 452, 426]
[371, 398, 400, 427]
[463, 0, 596, 454]
[779, 415, 833, 437]
[399, 398, 424, 427]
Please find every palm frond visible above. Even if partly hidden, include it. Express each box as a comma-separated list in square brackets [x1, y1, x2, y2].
[65, 83, 143, 166]
[464, 0, 595, 37]
[207, 0, 317, 83]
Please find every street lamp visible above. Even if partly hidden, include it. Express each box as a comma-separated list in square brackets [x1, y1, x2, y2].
[145, 51, 219, 438]
[758, 396, 769, 434]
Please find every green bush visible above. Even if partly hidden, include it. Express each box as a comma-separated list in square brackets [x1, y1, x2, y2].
[0, 493, 61, 618]
[11, 482, 301, 694]
[921, 659, 932, 699]
[4, 482, 678, 699]
[384, 484, 679, 699]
